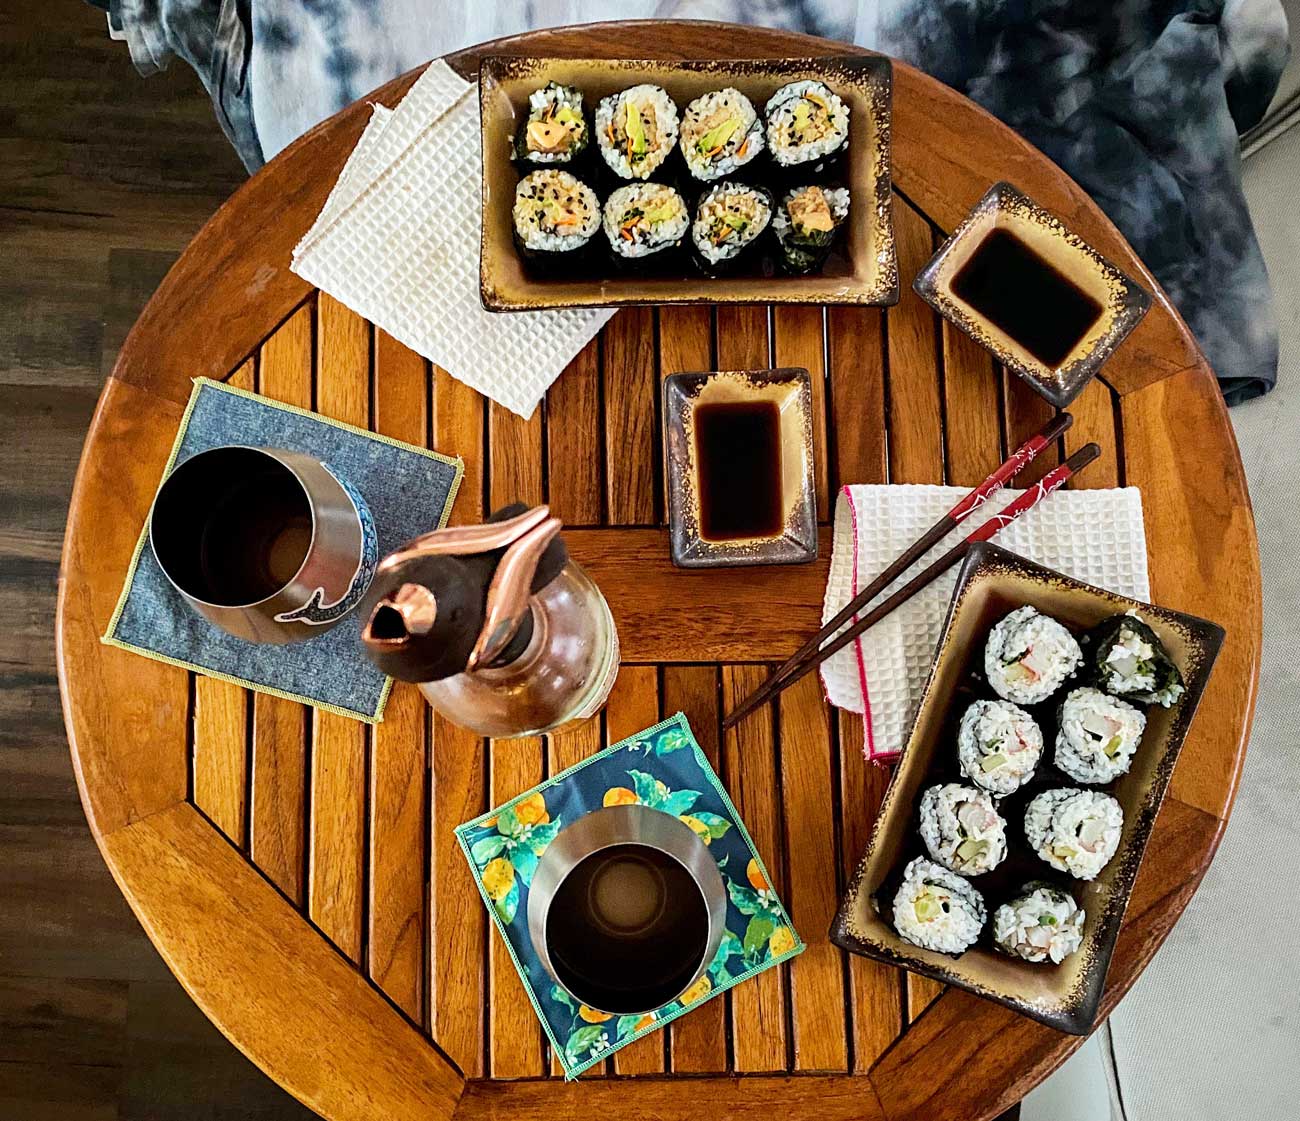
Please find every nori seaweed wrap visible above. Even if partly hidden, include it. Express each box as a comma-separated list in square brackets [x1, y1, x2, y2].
[772, 185, 849, 274]
[513, 82, 589, 168]
[764, 79, 850, 180]
[1082, 612, 1185, 707]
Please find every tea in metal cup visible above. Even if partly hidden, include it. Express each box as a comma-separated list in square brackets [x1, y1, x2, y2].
[149, 445, 378, 644]
[527, 804, 727, 1016]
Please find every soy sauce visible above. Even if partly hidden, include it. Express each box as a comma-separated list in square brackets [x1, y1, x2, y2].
[694, 400, 784, 542]
[951, 228, 1103, 368]
[546, 844, 709, 1014]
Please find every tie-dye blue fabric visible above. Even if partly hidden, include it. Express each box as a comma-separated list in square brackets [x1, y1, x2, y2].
[106, 0, 1288, 397]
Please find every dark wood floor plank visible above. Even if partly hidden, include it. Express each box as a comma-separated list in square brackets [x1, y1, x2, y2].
[0, 977, 127, 1067]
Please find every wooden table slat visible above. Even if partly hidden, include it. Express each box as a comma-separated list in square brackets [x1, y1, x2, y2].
[435, 364, 485, 525]
[249, 303, 314, 903]
[602, 307, 658, 525]
[368, 333, 431, 1022]
[773, 305, 831, 521]
[192, 358, 255, 845]
[940, 319, 1004, 487]
[827, 306, 888, 494]
[1001, 369, 1059, 488]
[306, 297, 370, 963]
[545, 338, 603, 525]
[662, 665, 730, 1075]
[1064, 378, 1120, 490]
[720, 666, 788, 1072]
[777, 672, 848, 1071]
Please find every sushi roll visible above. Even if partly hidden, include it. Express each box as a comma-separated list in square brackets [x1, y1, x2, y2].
[602, 182, 689, 262]
[511, 170, 600, 264]
[690, 181, 772, 273]
[765, 80, 850, 175]
[771, 185, 849, 274]
[893, 856, 986, 954]
[957, 699, 1043, 796]
[993, 883, 1085, 964]
[514, 82, 588, 167]
[918, 784, 1008, 876]
[1025, 788, 1122, 880]
[1055, 687, 1146, 783]
[1084, 612, 1186, 707]
[595, 85, 679, 181]
[984, 605, 1083, 705]
[680, 88, 764, 182]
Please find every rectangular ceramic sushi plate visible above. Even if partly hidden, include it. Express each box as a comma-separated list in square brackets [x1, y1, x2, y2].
[478, 55, 897, 311]
[830, 543, 1224, 1034]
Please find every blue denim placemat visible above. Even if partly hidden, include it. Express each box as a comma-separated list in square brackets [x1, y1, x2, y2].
[456, 712, 804, 1079]
[103, 377, 463, 722]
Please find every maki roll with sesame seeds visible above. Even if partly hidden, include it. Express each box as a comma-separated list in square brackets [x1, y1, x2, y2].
[690, 181, 772, 274]
[765, 80, 850, 178]
[511, 170, 600, 270]
[1055, 687, 1146, 784]
[993, 883, 1085, 964]
[892, 857, 986, 954]
[513, 82, 589, 168]
[595, 85, 679, 181]
[602, 182, 690, 269]
[1083, 612, 1186, 708]
[680, 88, 764, 182]
[772, 185, 849, 274]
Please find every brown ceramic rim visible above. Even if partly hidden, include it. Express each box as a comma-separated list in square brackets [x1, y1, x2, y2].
[479, 55, 898, 310]
[912, 182, 1152, 408]
[830, 542, 1225, 1034]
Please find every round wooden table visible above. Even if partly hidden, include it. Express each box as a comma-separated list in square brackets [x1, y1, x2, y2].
[59, 21, 1261, 1121]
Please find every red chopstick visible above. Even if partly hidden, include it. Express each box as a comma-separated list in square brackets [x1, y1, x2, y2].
[752, 413, 1072, 701]
[722, 441, 1101, 730]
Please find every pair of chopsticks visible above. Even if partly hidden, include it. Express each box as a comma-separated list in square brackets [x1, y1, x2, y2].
[722, 415, 1100, 730]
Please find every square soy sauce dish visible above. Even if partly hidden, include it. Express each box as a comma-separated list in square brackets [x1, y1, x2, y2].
[831, 543, 1223, 1034]
[663, 368, 817, 569]
[914, 182, 1151, 409]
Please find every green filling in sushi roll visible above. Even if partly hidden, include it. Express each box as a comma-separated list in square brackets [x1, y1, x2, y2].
[603, 182, 689, 258]
[514, 82, 588, 166]
[680, 88, 764, 181]
[596, 85, 679, 180]
[772, 185, 850, 273]
[512, 170, 600, 256]
[691, 181, 772, 268]
[1084, 612, 1186, 707]
[893, 856, 986, 954]
[765, 80, 850, 170]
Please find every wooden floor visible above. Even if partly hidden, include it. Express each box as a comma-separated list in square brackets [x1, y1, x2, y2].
[0, 7, 317, 1118]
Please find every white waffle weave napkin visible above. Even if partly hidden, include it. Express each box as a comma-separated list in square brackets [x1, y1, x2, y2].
[292, 61, 614, 418]
[822, 484, 1149, 763]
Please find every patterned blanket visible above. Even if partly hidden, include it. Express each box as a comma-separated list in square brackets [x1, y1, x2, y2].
[106, 0, 1289, 398]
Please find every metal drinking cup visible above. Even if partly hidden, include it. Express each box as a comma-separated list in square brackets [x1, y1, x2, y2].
[148, 445, 378, 644]
[527, 804, 727, 1016]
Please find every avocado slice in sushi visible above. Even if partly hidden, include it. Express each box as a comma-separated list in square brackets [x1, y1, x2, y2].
[1083, 612, 1185, 707]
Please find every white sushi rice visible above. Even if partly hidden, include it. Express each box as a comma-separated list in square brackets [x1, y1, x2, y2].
[511, 170, 599, 252]
[1025, 788, 1123, 880]
[765, 79, 850, 167]
[984, 605, 1083, 704]
[680, 88, 764, 181]
[602, 183, 689, 258]
[957, 699, 1044, 795]
[993, 884, 1085, 964]
[892, 856, 986, 954]
[770, 185, 850, 241]
[919, 783, 1008, 876]
[691, 182, 771, 265]
[595, 84, 679, 180]
[1055, 687, 1146, 783]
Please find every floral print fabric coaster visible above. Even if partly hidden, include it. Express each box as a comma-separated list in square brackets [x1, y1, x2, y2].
[456, 712, 804, 1079]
